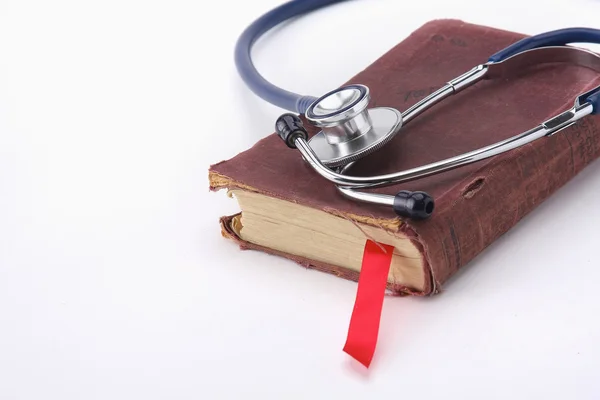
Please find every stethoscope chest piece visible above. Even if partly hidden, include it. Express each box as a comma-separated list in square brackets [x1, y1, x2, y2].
[305, 84, 403, 167]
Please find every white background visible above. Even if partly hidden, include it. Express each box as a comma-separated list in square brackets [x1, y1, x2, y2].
[2, 0, 600, 398]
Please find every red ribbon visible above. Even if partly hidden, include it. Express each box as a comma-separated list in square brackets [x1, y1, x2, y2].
[343, 239, 394, 368]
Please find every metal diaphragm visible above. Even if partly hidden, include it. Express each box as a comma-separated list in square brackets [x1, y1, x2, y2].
[305, 85, 402, 167]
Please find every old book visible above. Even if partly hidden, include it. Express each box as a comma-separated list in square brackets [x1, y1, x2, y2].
[209, 19, 600, 296]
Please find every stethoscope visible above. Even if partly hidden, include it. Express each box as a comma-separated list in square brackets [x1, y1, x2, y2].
[235, 0, 600, 220]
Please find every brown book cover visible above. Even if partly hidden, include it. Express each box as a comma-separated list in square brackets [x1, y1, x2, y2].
[209, 19, 600, 296]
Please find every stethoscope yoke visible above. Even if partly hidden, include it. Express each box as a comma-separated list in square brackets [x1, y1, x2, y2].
[235, 0, 600, 220]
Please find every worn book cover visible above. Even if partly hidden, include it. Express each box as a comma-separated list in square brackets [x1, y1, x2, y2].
[209, 19, 600, 295]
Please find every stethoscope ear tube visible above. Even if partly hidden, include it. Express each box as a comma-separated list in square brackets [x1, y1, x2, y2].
[276, 77, 597, 220]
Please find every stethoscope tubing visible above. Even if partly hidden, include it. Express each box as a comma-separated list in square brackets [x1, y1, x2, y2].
[235, 0, 600, 218]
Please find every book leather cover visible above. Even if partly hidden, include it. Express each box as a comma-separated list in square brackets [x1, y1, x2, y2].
[209, 19, 600, 295]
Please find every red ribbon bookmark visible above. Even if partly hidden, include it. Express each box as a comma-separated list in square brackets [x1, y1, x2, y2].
[343, 239, 394, 368]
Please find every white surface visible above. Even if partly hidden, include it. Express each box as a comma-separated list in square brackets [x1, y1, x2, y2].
[1, 0, 600, 398]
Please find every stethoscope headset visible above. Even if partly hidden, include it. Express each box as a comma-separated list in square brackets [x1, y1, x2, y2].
[234, 0, 600, 220]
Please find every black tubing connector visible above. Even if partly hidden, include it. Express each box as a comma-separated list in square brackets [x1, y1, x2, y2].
[393, 190, 435, 220]
[275, 113, 308, 148]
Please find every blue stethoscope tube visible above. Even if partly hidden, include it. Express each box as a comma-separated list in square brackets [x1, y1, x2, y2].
[235, 0, 600, 114]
